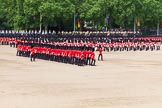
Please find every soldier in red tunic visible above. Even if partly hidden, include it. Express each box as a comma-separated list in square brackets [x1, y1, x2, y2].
[30, 48, 36, 62]
[98, 46, 103, 61]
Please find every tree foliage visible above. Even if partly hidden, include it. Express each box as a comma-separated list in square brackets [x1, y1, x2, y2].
[0, 0, 162, 31]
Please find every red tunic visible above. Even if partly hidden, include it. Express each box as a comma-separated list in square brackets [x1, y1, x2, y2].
[98, 48, 102, 54]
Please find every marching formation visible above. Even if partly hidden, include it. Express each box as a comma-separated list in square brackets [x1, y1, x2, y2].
[0, 30, 162, 66]
[17, 45, 96, 66]
[102, 38, 161, 52]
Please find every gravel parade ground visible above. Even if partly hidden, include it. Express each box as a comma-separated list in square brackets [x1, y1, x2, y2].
[0, 45, 162, 108]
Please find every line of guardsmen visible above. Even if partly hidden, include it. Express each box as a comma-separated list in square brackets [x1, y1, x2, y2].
[0, 30, 162, 66]
[102, 41, 161, 52]
[0, 32, 161, 52]
[16, 45, 96, 66]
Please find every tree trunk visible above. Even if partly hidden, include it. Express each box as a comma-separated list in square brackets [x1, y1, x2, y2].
[157, 22, 159, 36]
[39, 14, 42, 33]
[45, 25, 48, 34]
[134, 16, 136, 35]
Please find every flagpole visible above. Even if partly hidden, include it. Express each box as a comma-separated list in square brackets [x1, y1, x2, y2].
[74, 11, 76, 31]
[106, 14, 107, 31]
[134, 16, 136, 36]
[106, 14, 108, 31]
